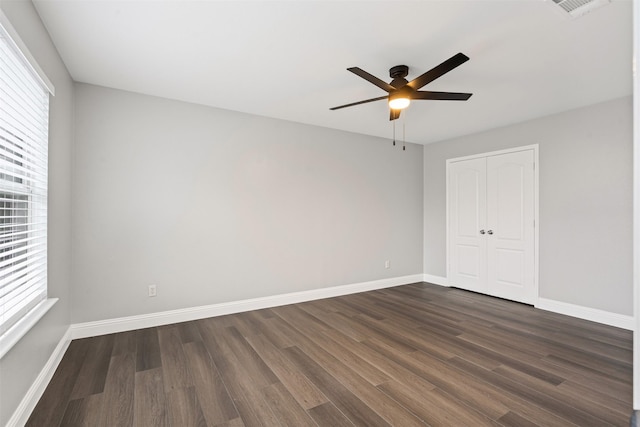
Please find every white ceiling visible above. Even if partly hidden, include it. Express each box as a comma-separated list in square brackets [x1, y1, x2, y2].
[33, 0, 632, 145]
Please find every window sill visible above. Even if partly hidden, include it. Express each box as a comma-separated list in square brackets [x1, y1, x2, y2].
[0, 298, 58, 359]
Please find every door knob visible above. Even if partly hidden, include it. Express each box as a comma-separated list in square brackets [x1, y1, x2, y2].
[479, 230, 485, 234]
[487, 230, 493, 235]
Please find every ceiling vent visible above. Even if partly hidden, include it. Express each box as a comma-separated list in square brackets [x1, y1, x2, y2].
[550, 0, 610, 18]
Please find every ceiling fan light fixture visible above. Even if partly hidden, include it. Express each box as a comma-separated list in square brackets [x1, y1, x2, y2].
[389, 95, 411, 110]
[330, 53, 472, 120]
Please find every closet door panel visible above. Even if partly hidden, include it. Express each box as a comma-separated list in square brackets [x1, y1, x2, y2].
[486, 150, 535, 304]
[448, 158, 487, 293]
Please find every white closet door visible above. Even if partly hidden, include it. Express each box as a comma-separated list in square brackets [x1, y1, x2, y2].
[448, 157, 487, 293]
[486, 150, 535, 304]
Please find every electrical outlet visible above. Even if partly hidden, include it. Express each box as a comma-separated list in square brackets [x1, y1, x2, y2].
[385, 260, 390, 269]
[148, 284, 157, 297]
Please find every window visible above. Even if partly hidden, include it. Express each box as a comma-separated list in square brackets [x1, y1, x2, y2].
[0, 15, 53, 351]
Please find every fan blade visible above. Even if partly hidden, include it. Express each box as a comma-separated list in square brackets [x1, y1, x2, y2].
[390, 109, 401, 121]
[412, 91, 472, 101]
[407, 53, 470, 90]
[347, 67, 395, 92]
[330, 95, 388, 110]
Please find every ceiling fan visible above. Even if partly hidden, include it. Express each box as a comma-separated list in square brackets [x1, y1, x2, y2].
[330, 52, 472, 121]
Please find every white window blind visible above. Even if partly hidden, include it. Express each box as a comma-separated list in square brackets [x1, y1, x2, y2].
[0, 22, 49, 337]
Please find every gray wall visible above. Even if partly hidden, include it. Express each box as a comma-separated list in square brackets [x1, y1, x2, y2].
[424, 96, 633, 316]
[72, 83, 424, 323]
[0, 1, 74, 425]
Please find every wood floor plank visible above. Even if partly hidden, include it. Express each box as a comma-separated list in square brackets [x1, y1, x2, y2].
[244, 332, 329, 410]
[407, 351, 577, 427]
[365, 337, 511, 419]
[70, 334, 115, 399]
[455, 320, 551, 358]
[58, 399, 85, 426]
[357, 291, 465, 333]
[216, 418, 246, 427]
[296, 311, 392, 386]
[271, 304, 330, 336]
[177, 321, 203, 344]
[258, 316, 297, 349]
[493, 320, 632, 369]
[292, 341, 426, 426]
[547, 329, 632, 364]
[307, 402, 355, 426]
[133, 368, 168, 427]
[198, 320, 278, 390]
[253, 307, 276, 319]
[196, 321, 263, 425]
[231, 382, 281, 427]
[223, 325, 280, 387]
[29, 282, 633, 426]
[182, 340, 238, 425]
[100, 352, 135, 426]
[262, 382, 318, 427]
[314, 297, 369, 318]
[498, 410, 543, 427]
[539, 354, 632, 400]
[357, 316, 458, 362]
[135, 327, 162, 372]
[224, 398, 269, 427]
[544, 351, 631, 384]
[556, 379, 632, 415]
[493, 364, 630, 426]
[377, 379, 498, 427]
[283, 345, 392, 427]
[112, 330, 137, 357]
[448, 356, 615, 427]
[349, 314, 418, 353]
[333, 294, 386, 321]
[303, 308, 368, 341]
[371, 291, 470, 327]
[317, 328, 438, 391]
[166, 387, 207, 427]
[456, 332, 567, 385]
[226, 311, 267, 338]
[414, 325, 504, 370]
[158, 326, 193, 391]
[26, 339, 91, 427]
[276, 328, 425, 426]
[583, 328, 633, 350]
[58, 394, 104, 427]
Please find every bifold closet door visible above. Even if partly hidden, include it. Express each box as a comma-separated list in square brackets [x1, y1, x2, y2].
[448, 149, 535, 304]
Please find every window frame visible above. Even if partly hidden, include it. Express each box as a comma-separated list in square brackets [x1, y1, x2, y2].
[0, 10, 56, 359]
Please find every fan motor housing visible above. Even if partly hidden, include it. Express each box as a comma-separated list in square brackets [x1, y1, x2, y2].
[389, 65, 409, 88]
[389, 65, 409, 79]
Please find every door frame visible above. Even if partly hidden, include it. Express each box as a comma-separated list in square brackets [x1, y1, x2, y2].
[445, 144, 540, 305]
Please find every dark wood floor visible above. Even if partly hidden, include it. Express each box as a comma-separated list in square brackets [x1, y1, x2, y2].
[27, 283, 632, 426]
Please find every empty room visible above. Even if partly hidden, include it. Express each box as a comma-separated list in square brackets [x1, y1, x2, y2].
[0, 0, 638, 426]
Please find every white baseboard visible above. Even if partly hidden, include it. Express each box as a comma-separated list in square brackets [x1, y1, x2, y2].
[536, 298, 634, 331]
[423, 274, 449, 287]
[70, 274, 424, 339]
[6, 327, 72, 427]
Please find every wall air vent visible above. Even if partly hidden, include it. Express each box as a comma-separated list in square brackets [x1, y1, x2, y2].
[550, 0, 610, 18]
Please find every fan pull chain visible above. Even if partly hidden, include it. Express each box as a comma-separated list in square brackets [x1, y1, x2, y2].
[403, 121, 406, 151]
[392, 120, 396, 146]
